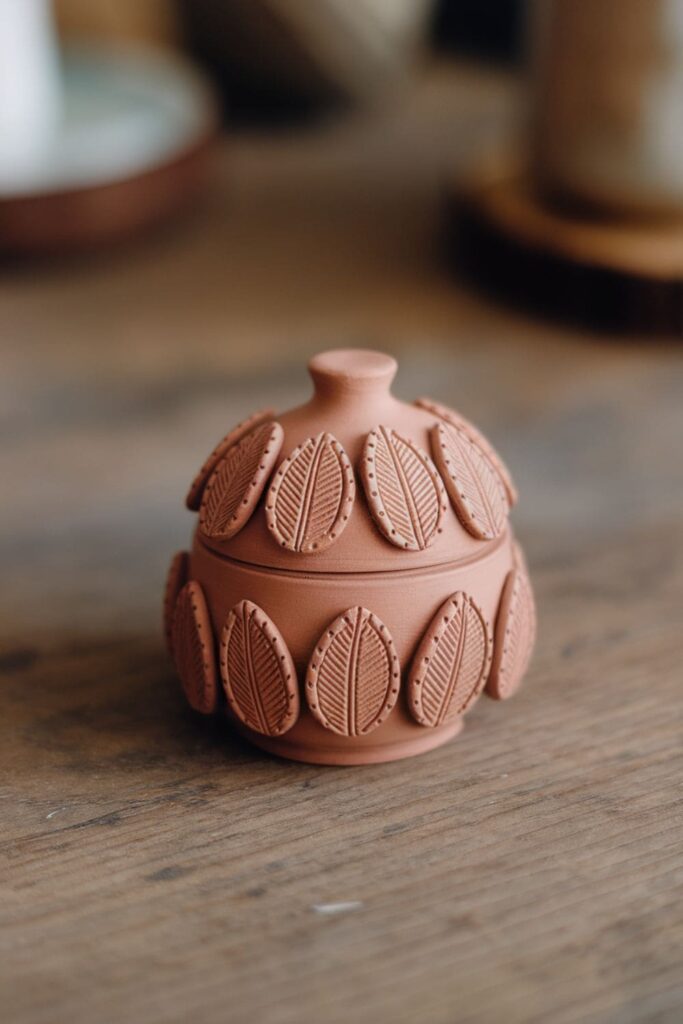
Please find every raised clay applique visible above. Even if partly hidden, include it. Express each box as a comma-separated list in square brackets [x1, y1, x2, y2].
[360, 426, 446, 551]
[199, 421, 283, 541]
[430, 422, 508, 541]
[408, 592, 492, 727]
[416, 397, 517, 506]
[306, 607, 400, 736]
[220, 600, 299, 737]
[163, 550, 188, 657]
[266, 432, 355, 553]
[487, 549, 536, 700]
[171, 581, 219, 714]
[185, 408, 276, 511]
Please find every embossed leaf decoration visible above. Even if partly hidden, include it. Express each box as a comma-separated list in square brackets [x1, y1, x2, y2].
[185, 409, 276, 511]
[172, 581, 219, 714]
[199, 421, 283, 541]
[163, 550, 188, 657]
[220, 600, 299, 737]
[306, 607, 400, 736]
[416, 397, 517, 506]
[408, 592, 492, 727]
[487, 548, 536, 700]
[361, 426, 446, 551]
[266, 432, 355, 553]
[431, 422, 508, 541]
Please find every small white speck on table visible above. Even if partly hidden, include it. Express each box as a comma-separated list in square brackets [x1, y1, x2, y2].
[312, 901, 364, 916]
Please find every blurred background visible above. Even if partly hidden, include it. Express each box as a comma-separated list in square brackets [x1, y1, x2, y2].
[2, 0, 682, 640]
[3, 5, 683, 1023]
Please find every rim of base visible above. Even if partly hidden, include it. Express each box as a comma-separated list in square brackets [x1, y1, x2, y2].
[231, 718, 464, 766]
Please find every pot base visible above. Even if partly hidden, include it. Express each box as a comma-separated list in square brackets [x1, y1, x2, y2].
[232, 717, 464, 766]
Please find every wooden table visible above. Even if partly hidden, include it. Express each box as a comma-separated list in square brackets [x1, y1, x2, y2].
[2, 64, 682, 1024]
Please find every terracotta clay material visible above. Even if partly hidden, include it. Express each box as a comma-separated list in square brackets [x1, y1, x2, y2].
[430, 421, 508, 541]
[186, 409, 275, 511]
[171, 581, 219, 715]
[163, 550, 188, 657]
[220, 599, 299, 736]
[486, 544, 537, 701]
[305, 606, 401, 737]
[163, 348, 536, 764]
[198, 421, 283, 540]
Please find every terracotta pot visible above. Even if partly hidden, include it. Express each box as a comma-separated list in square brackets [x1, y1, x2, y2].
[163, 349, 536, 765]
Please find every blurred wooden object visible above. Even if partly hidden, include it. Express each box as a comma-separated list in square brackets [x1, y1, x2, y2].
[2, 63, 682, 1024]
[447, 160, 683, 332]
[445, 1, 683, 331]
[531, 0, 683, 218]
[55, 0, 180, 49]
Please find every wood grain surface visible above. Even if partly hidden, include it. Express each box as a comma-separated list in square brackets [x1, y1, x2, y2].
[1, 63, 682, 1024]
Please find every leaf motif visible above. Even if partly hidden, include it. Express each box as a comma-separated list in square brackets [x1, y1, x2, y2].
[266, 432, 355, 553]
[172, 581, 219, 714]
[431, 422, 508, 541]
[416, 397, 517, 506]
[360, 426, 446, 551]
[306, 607, 400, 737]
[408, 592, 492, 727]
[220, 600, 299, 736]
[162, 550, 188, 657]
[199, 421, 283, 540]
[487, 550, 536, 700]
[185, 408, 275, 511]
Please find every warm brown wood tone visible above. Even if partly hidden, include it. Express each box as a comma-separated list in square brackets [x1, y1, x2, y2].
[448, 160, 683, 332]
[1, 64, 682, 1024]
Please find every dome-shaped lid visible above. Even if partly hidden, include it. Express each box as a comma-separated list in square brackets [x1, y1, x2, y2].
[188, 349, 516, 574]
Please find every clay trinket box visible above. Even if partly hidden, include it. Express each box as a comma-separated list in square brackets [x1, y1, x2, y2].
[163, 349, 536, 765]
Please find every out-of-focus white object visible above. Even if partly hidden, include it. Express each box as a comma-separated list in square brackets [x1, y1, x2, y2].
[531, 0, 683, 217]
[0, 0, 62, 177]
[0, 0, 216, 252]
[0, 45, 214, 196]
[0, 0, 214, 196]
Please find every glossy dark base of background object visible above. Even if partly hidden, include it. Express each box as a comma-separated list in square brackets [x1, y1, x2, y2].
[444, 174, 683, 336]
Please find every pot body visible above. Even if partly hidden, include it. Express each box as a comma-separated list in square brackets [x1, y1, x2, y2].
[165, 349, 534, 767]
[191, 529, 513, 765]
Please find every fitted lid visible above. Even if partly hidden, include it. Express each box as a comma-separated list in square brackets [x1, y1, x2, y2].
[189, 349, 516, 574]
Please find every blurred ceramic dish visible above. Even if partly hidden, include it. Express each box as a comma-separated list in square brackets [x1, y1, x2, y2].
[163, 349, 536, 765]
[0, 44, 217, 253]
